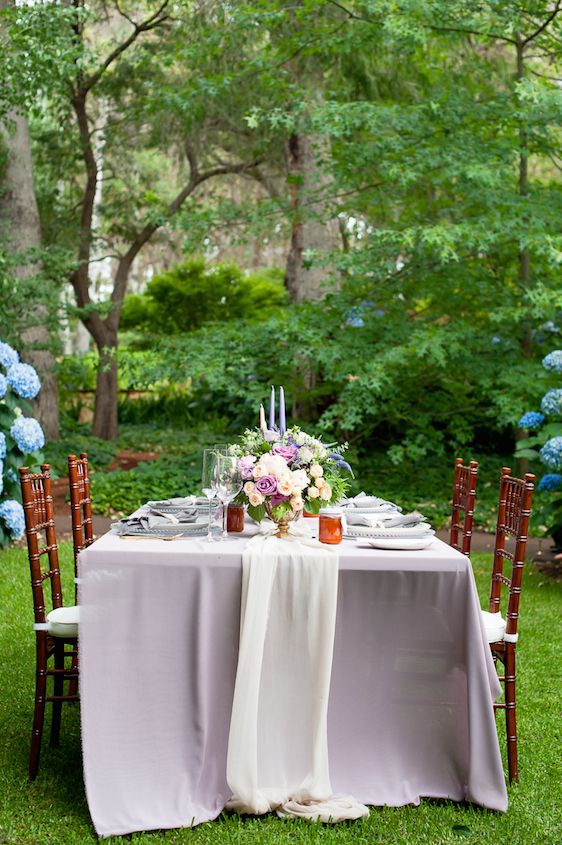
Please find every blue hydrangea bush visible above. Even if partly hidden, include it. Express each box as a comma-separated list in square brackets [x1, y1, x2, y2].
[516, 349, 562, 539]
[0, 340, 46, 546]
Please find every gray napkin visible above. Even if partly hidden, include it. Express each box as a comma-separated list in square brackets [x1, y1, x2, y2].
[344, 510, 427, 529]
[118, 508, 198, 531]
[340, 492, 402, 512]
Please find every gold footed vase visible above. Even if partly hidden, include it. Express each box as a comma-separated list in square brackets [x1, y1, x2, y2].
[264, 502, 303, 537]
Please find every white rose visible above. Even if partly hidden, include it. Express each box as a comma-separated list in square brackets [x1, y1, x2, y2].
[243, 481, 255, 495]
[308, 486, 320, 499]
[309, 463, 323, 478]
[249, 491, 265, 507]
[291, 469, 309, 491]
[319, 483, 332, 501]
[291, 495, 303, 511]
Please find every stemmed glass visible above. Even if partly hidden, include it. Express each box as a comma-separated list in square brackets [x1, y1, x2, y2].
[216, 454, 243, 538]
[201, 449, 221, 543]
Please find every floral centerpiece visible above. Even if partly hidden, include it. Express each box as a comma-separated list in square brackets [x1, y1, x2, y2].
[229, 418, 352, 535]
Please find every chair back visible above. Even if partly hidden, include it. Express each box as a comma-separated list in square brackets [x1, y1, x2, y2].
[450, 458, 479, 556]
[489, 467, 535, 639]
[19, 464, 63, 625]
[68, 452, 94, 570]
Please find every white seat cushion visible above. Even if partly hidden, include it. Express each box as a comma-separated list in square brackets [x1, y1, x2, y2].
[481, 610, 506, 644]
[47, 605, 79, 638]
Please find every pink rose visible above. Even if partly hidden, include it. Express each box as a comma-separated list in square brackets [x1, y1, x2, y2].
[271, 444, 298, 463]
[255, 475, 278, 496]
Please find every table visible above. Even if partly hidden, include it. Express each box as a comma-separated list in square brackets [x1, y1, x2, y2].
[78, 528, 508, 837]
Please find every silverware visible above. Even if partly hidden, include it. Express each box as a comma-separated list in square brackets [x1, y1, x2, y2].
[119, 533, 184, 541]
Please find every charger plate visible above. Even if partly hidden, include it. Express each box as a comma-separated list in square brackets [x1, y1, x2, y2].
[360, 536, 436, 551]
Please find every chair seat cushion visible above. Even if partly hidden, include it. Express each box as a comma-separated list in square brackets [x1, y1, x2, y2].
[47, 605, 79, 638]
[481, 610, 506, 643]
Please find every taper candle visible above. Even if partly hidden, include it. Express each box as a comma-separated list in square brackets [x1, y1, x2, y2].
[279, 386, 286, 434]
[259, 404, 266, 433]
[269, 385, 276, 429]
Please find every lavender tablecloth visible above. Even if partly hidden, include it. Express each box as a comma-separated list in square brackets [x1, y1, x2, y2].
[78, 530, 507, 837]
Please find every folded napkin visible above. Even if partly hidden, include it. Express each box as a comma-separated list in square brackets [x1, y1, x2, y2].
[340, 492, 402, 512]
[147, 496, 200, 508]
[344, 510, 426, 529]
[115, 507, 198, 533]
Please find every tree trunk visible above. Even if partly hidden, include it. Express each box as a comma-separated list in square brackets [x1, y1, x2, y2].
[285, 132, 340, 303]
[516, 36, 530, 477]
[91, 331, 118, 441]
[0, 110, 60, 439]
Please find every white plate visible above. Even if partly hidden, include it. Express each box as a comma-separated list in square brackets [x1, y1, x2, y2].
[361, 537, 436, 551]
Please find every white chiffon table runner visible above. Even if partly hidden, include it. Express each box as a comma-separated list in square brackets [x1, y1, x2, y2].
[226, 530, 368, 822]
[78, 530, 507, 838]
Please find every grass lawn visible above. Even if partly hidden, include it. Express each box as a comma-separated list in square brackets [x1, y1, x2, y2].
[0, 542, 560, 845]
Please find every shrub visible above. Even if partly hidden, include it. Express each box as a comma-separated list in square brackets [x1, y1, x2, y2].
[0, 339, 46, 545]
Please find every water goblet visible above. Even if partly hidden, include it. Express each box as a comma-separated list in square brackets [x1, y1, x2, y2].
[216, 454, 243, 538]
[201, 448, 221, 543]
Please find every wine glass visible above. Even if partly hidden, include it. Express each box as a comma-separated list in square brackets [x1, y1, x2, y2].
[201, 448, 220, 543]
[216, 454, 243, 538]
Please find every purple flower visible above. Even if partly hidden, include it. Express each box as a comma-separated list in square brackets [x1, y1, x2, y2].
[255, 475, 278, 495]
[238, 455, 256, 479]
[271, 444, 298, 463]
[270, 493, 289, 506]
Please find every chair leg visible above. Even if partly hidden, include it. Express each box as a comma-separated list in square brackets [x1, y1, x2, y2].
[504, 644, 518, 783]
[30, 639, 48, 781]
[68, 649, 79, 699]
[50, 640, 63, 747]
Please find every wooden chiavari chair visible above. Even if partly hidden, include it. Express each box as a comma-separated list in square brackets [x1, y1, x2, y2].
[480, 467, 535, 784]
[19, 464, 79, 780]
[449, 458, 479, 556]
[68, 452, 93, 595]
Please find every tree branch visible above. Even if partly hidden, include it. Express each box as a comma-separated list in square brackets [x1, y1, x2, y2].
[79, 0, 171, 95]
[107, 156, 264, 327]
[522, 1, 561, 45]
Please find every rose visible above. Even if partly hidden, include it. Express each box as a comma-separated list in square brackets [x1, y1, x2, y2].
[243, 481, 255, 495]
[290, 494, 303, 511]
[319, 483, 332, 501]
[271, 444, 298, 463]
[249, 491, 265, 507]
[277, 477, 293, 496]
[255, 475, 278, 496]
[239, 455, 257, 479]
[308, 486, 320, 499]
[290, 469, 309, 491]
[309, 463, 323, 478]
[254, 454, 290, 478]
[270, 493, 289, 507]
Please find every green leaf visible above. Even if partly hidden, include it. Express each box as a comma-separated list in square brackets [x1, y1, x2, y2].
[247, 503, 266, 523]
[513, 449, 540, 459]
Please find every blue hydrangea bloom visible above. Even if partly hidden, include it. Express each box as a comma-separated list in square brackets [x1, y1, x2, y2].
[6, 467, 18, 483]
[0, 462, 3, 496]
[518, 411, 545, 430]
[0, 373, 7, 399]
[538, 473, 562, 492]
[541, 389, 562, 416]
[0, 341, 19, 370]
[10, 416, 45, 454]
[6, 362, 41, 399]
[543, 350, 562, 373]
[0, 432, 5, 460]
[540, 437, 562, 470]
[0, 499, 25, 540]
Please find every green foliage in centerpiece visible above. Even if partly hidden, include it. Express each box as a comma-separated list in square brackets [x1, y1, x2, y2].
[229, 425, 351, 523]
